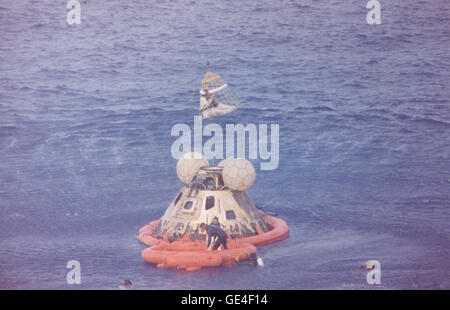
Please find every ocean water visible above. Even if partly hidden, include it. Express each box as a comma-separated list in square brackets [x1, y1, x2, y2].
[0, 0, 449, 289]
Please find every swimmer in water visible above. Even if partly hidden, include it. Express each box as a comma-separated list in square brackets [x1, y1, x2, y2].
[118, 279, 133, 290]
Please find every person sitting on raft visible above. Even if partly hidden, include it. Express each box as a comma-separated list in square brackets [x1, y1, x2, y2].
[200, 220, 228, 251]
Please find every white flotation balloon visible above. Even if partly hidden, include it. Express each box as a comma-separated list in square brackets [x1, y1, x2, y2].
[176, 152, 209, 184]
[218, 158, 231, 167]
[221, 158, 255, 191]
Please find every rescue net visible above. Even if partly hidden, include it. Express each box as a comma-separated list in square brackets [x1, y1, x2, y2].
[199, 69, 242, 120]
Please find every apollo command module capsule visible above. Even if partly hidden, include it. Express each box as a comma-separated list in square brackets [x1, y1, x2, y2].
[138, 152, 290, 271]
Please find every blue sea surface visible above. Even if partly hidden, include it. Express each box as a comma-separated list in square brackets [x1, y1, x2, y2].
[0, 0, 449, 289]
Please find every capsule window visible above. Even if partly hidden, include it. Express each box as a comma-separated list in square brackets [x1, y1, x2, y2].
[205, 196, 215, 210]
[174, 192, 183, 205]
[184, 201, 193, 210]
[225, 210, 236, 220]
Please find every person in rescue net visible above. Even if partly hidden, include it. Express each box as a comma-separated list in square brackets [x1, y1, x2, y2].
[201, 88, 217, 112]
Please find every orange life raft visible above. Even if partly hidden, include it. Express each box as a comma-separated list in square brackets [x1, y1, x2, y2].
[138, 213, 289, 271]
[142, 241, 257, 271]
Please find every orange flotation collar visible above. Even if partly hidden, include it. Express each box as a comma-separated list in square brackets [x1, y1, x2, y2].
[138, 213, 289, 271]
